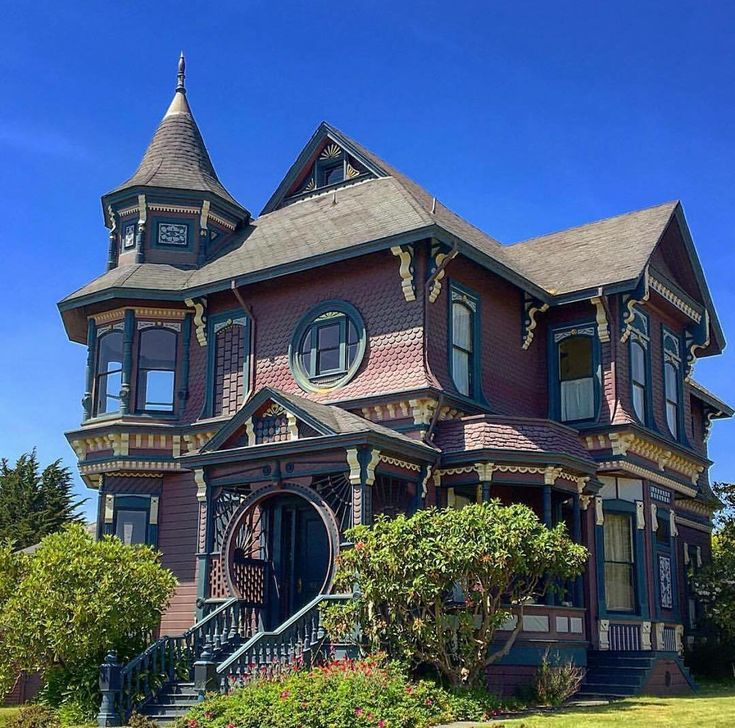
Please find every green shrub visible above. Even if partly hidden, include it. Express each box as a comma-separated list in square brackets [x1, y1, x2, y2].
[177, 656, 520, 728]
[56, 696, 96, 726]
[531, 650, 584, 706]
[6, 704, 60, 728]
[127, 712, 160, 728]
[685, 638, 735, 680]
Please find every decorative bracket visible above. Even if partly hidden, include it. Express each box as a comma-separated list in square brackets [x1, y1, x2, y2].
[636, 500, 646, 529]
[185, 297, 208, 346]
[390, 245, 416, 302]
[194, 469, 207, 502]
[346, 447, 381, 487]
[595, 496, 605, 525]
[428, 243, 448, 303]
[621, 267, 650, 343]
[590, 293, 610, 343]
[522, 293, 549, 350]
[650, 502, 658, 531]
[474, 462, 496, 482]
[669, 509, 679, 537]
[200, 200, 210, 236]
[685, 309, 710, 381]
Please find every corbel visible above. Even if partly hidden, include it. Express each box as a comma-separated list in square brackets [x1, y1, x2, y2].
[410, 398, 436, 426]
[580, 495, 591, 511]
[346, 448, 361, 485]
[474, 462, 495, 482]
[669, 509, 678, 537]
[620, 267, 650, 343]
[390, 244, 416, 302]
[427, 242, 458, 303]
[521, 293, 549, 350]
[609, 431, 635, 456]
[199, 200, 210, 237]
[135, 194, 147, 264]
[544, 466, 562, 485]
[185, 297, 208, 346]
[194, 469, 207, 501]
[685, 310, 710, 381]
[590, 290, 610, 343]
[365, 448, 381, 486]
[636, 500, 646, 529]
[595, 496, 605, 526]
[650, 502, 658, 530]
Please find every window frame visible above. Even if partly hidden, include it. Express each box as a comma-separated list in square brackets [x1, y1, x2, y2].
[448, 281, 481, 401]
[107, 494, 158, 546]
[629, 310, 652, 426]
[603, 511, 637, 614]
[662, 327, 684, 442]
[93, 328, 125, 418]
[549, 323, 600, 425]
[289, 301, 366, 393]
[135, 325, 179, 415]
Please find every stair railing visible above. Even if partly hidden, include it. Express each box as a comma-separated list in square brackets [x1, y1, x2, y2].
[100, 597, 259, 724]
[217, 593, 352, 693]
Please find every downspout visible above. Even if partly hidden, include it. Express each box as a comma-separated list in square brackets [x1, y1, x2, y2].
[231, 280, 256, 400]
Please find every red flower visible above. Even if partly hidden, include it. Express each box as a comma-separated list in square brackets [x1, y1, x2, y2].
[355, 707, 364, 716]
[425, 698, 433, 705]
[280, 689, 290, 699]
[355, 542, 365, 551]
[187, 721, 199, 728]
[378, 721, 386, 728]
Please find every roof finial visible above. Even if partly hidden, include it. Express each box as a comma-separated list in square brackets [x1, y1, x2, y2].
[177, 51, 186, 93]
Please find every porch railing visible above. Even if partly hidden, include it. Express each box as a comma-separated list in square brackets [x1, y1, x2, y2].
[662, 626, 677, 652]
[609, 622, 641, 651]
[101, 597, 260, 721]
[217, 593, 352, 692]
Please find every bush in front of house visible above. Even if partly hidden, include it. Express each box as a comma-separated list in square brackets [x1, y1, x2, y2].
[176, 656, 511, 728]
[0, 524, 177, 720]
[323, 502, 588, 688]
[530, 649, 585, 706]
[5, 704, 61, 728]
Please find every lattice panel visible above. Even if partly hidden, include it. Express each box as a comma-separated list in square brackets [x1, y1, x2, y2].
[373, 476, 416, 518]
[231, 558, 267, 607]
[312, 473, 353, 533]
[254, 414, 289, 444]
[209, 555, 229, 599]
[212, 489, 247, 552]
[214, 323, 246, 417]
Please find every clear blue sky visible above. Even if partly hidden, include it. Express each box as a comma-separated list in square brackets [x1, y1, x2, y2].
[1, 1, 734, 521]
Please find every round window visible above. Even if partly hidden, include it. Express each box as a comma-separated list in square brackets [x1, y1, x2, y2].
[289, 302, 366, 392]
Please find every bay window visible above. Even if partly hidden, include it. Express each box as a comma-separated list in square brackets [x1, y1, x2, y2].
[94, 330, 123, 416]
[136, 327, 177, 413]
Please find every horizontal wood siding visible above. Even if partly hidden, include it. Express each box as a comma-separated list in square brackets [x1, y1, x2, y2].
[158, 472, 199, 635]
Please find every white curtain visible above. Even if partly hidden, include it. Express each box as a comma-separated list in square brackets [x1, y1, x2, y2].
[560, 377, 594, 421]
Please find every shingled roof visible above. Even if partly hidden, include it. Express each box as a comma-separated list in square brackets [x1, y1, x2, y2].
[104, 55, 246, 214]
[505, 201, 679, 295]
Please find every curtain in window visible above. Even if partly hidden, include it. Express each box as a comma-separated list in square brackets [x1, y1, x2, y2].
[452, 303, 473, 396]
[665, 362, 679, 437]
[560, 378, 594, 421]
[604, 513, 635, 611]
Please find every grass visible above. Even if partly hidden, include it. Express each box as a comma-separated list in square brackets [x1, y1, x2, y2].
[496, 682, 735, 728]
[0, 709, 18, 727]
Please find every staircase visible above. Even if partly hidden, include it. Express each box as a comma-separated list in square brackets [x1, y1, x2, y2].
[578, 651, 696, 699]
[104, 594, 352, 726]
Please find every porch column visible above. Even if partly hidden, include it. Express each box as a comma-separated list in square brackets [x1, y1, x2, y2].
[347, 447, 379, 527]
[572, 493, 583, 607]
[543, 484, 554, 606]
[194, 469, 211, 621]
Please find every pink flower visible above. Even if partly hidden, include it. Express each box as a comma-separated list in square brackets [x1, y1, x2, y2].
[355, 707, 364, 716]
[280, 689, 290, 699]
[187, 721, 199, 728]
[378, 721, 386, 728]
[425, 698, 433, 705]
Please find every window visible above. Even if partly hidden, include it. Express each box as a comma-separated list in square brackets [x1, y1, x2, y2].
[450, 286, 478, 398]
[558, 334, 595, 421]
[663, 330, 682, 439]
[94, 330, 123, 416]
[656, 512, 671, 545]
[136, 327, 177, 412]
[631, 340, 647, 422]
[290, 303, 366, 391]
[322, 164, 344, 187]
[604, 513, 635, 611]
[115, 509, 148, 545]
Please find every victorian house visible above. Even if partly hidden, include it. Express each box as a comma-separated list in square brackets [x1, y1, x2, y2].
[60, 57, 731, 721]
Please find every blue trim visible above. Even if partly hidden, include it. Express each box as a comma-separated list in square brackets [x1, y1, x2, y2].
[629, 309, 655, 429]
[204, 309, 251, 418]
[112, 494, 157, 546]
[548, 320, 601, 425]
[151, 217, 195, 251]
[134, 324, 180, 416]
[447, 280, 484, 403]
[288, 300, 367, 393]
[652, 504, 679, 621]
[83, 318, 97, 421]
[121, 219, 137, 251]
[661, 325, 687, 446]
[598, 500, 648, 619]
[121, 310, 135, 416]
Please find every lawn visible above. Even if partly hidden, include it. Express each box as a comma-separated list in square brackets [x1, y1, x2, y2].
[0, 709, 17, 727]
[497, 683, 735, 728]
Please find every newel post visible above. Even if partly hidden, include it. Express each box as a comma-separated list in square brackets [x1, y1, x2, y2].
[194, 637, 218, 701]
[97, 650, 122, 727]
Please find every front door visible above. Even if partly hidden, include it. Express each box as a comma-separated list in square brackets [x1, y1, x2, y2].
[265, 495, 330, 627]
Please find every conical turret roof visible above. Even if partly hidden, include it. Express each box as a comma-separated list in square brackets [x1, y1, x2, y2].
[107, 54, 246, 214]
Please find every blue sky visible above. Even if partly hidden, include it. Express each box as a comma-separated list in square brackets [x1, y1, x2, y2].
[1, 1, 734, 520]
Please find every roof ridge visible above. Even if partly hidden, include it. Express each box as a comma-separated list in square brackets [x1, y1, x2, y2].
[509, 200, 679, 247]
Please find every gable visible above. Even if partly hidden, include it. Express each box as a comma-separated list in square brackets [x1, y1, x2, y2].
[262, 123, 385, 213]
[649, 218, 703, 302]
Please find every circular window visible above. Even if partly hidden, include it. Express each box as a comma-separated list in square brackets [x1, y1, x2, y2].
[289, 302, 366, 392]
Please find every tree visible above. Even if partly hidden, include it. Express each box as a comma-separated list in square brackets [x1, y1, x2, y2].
[0, 524, 178, 714]
[323, 502, 588, 688]
[0, 450, 84, 549]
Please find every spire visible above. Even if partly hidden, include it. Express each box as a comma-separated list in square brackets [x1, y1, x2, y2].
[105, 54, 247, 215]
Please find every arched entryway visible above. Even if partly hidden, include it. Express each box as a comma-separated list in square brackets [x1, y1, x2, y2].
[222, 484, 339, 629]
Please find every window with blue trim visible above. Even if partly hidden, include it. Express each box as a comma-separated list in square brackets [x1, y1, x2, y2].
[629, 310, 650, 424]
[136, 326, 178, 413]
[290, 303, 366, 392]
[603, 512, 636, 611]
[663, 329, 683, 439]
[554, 326, 597, 423]
[94, 329, 124, 416]
[449, 285, 479, 398]
[111, 495, 158, 546]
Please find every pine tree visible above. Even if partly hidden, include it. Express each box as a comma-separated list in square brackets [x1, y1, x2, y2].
[0, 450, 84, 549]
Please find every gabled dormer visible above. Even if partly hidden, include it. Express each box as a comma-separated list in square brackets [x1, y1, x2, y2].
[101, 54, 249, 271]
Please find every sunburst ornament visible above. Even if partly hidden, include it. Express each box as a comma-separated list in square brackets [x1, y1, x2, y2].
[346, 163, 360, 178]
[302, 178, 316, 192]
[320, 143, 342, 160]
